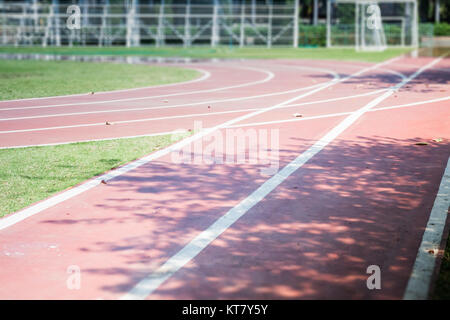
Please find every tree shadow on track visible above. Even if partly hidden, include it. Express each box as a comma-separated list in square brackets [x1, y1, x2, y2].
[41, 135, 450, 299]
[310, 65, 450, 91]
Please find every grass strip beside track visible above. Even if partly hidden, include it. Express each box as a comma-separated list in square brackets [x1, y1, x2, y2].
[0, 46, 413, 63]
[0, 133, 190, 218]
[0, 59, 200, 100]
[434, 235, 450, 299]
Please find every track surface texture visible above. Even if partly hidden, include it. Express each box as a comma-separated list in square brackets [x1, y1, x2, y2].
[0, 55, 449, 300]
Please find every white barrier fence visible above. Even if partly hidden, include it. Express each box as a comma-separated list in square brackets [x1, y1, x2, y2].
[0, 1, 301, 47]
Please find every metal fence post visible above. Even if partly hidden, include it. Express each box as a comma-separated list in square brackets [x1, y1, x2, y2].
[326, 0, 331, 48]
[157, 0, 165, 47]
[184, 0, 191, 47]
[313, 0, 318, 25]
[126, 0, 139, 47]
[293, 0, 299, 48]
[99, 2, 108, 47]
[53, 0, 60, 46]
[240, 3, 245, 48]
[435, 0, 441, 23]
[412, 0, 419, 48]
[1, 1, 7, 45]
[267, 4, 272, 48]
[211, 1, 219, 47]
[43, 4, 53, 47]
[355, 2, 359, 49]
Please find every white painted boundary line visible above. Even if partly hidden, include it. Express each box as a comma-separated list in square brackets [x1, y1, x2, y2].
[0, 66, 337, 119]
[0, 70, 337, 231]
[226, 96, 450, 129]
[374, 96, 450, 112]
[120, 55, 443, 300]
[404, 157, 450, 300]
[4, 95, 448, 150]
[0, 55, 410, 235]
[0, 130, 187, 150]
[0, 66, 274, 112]
[0, 55, 411, 233]
[1, 55, 398, 231]
[0, 107, 261, 134]
[0, 62, 404, 121]
[0, 81, 332, 123]
[0, 67, 211, 104]
[0, 65, 406, 123]
[0, 68, 341, 133]
[226, 111, 352, 128]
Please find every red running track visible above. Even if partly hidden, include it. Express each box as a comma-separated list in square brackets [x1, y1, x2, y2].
[0, 55, 449, 299]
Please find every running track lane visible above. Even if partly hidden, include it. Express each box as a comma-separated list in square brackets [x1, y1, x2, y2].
[0, 60, 355, 148]
[0, 55, 449, 299]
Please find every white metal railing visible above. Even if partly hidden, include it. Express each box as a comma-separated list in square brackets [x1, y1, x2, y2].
[0, 2, 300, 47]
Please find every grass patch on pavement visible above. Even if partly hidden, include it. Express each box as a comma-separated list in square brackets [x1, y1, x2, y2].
[0, 133, 189, 218]
[433, 234, 450, 300]
[0, 59, 199, 100]
[0, 46, 412, 63]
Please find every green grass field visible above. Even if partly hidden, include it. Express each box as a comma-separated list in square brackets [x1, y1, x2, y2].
[0, 133, 189, 218]
[0, 59, 199, 100]
[0, 57, 197, 216]
[0, 46, 413, 63]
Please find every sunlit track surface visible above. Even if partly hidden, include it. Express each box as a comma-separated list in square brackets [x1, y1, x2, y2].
[0, 59, 362, 148]
[0, 56, 449, 300]
[0, 59, 426, 148]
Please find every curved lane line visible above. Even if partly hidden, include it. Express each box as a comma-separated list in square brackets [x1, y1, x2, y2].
[0, 65, 273, 111]
[0, 66, 337, 122]
[0, 67, 211, 104]
[0, 65, 342, 230]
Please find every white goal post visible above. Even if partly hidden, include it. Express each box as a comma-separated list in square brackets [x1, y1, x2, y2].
[326, 0, 419, 51]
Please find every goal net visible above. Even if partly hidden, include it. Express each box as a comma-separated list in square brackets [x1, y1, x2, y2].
[327, 0, 419, 51]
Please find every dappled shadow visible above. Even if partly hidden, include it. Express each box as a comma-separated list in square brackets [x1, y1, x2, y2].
[302, 59, 450, 94]
[40, 133, 450, 299]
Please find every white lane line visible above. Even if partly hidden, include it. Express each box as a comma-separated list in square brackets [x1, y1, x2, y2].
[0, 67, 211, 103]
[0, 130, 188, 150]
[0, 108, 261, 134]
[226, 111, 352, 128]
[0, 86, 393, 135]
[404, 157, 450, 300]
[0, 66, 338, 120]
[120, 55, 443, 300]
[0, 83, 410, 123]
[0, 72, 338, 231]
[374, 96, 450, 112]
[0, 56, 399, 233]
[0, 80, 330, 123]
[278, 88, 387, 109]
[226, 96, 450, 129]
[0, 64, 405, 123]
[0, 65, 274, 112]
[6, 94, 447, 149]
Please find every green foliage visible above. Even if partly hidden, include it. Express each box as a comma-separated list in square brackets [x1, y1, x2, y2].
[434, 23, 450, 36]
[420, 23, 435, 38]
[298, 24, 326, 47]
